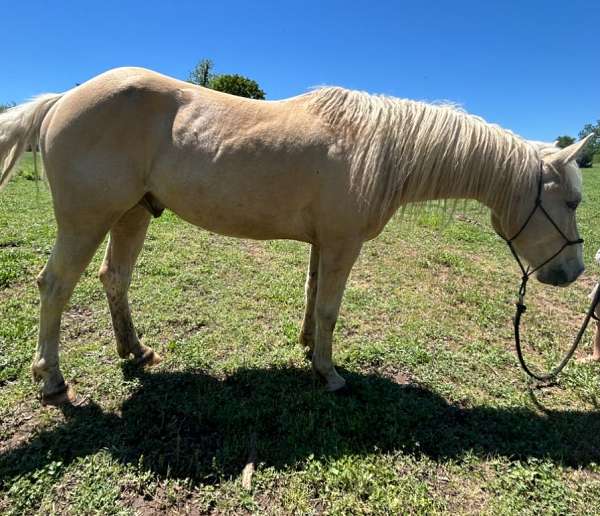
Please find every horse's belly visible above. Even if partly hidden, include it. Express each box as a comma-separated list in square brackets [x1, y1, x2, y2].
[171, 202, 312, 241]
[153, 172, 317, 242]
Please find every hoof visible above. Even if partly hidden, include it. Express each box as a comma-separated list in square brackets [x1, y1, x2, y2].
[133, 347, 162, 367]
[41, 383, 83, 407]
[330, 383, 352, 396]
[323, 376, 348, 393]
[312, 365, 347, 393]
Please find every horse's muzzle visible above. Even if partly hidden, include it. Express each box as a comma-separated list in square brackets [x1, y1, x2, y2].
[537, 265, 585, 287]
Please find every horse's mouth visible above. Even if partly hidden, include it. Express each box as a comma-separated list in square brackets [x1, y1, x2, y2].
[536, 266, 584, 287]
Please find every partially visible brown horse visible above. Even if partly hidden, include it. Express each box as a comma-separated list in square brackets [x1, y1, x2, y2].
[0, 67, 590, 404]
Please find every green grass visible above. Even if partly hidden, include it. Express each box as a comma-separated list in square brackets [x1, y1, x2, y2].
[1, 155, 600, 514]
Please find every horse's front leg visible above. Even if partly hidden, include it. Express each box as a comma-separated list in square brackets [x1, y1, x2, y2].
[299, 244, 320, 357]
[312, 240, 362, 392]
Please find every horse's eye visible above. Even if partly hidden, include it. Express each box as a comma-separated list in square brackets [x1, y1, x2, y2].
[566, 200, 580, 211]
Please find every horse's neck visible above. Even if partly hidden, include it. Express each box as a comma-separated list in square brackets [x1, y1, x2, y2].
[396, 140, 536, 214]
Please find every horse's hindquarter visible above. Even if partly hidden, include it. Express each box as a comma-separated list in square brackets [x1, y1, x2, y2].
[150, 89, 356, 243]
[40, 68, 182, 221]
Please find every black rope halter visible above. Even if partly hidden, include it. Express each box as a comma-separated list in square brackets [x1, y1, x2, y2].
[501, 162, 599, 382]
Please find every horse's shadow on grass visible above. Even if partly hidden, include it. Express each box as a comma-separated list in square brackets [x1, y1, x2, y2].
[1, 365, 599, 485]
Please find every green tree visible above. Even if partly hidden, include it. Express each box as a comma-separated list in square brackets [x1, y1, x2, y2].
[209, 74, 265, 100]
[578, 120, 600, 168]
[555, 135, 575, 148]
[0, 101, 15, 113]
[188, 59, 265, 99]
[188, 59, 214, 87]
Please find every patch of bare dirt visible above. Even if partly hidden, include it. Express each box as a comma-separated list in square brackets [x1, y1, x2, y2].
[372, 365, 416, 386]
[435, 469, 490, 515]
[163, 316, 208, 340]
[0, 406, 44, 455]
[62, 305, 97, 340]
[121, 481, 201, 515]
[238, 240, 270, 261]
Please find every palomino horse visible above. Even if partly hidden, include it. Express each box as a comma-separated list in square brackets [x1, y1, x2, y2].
[0, 67, 591, 404]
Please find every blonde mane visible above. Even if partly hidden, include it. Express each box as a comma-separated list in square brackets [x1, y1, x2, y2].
[307, 87, 540, 220]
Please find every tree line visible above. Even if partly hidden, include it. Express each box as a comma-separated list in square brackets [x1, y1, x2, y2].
[0, 101, 15, 113]
[187, 59, 265, 99]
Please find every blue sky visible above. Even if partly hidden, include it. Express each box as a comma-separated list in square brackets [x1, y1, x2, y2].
[1, 1, 597, 141]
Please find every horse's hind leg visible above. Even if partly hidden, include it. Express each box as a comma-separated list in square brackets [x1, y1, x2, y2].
[99, 204, 160, 366]
[299, 244, 320, 357]
[33, 224, 110, 405]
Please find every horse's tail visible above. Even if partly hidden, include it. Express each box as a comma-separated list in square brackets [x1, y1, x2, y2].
[0, 93, 64, 192]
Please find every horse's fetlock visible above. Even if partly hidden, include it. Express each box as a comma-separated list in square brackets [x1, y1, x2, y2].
[36, 270, 49, 290]
[31, 357, 50, 382]
[98, 264, 110, 283]
[299, 329, 315, 348]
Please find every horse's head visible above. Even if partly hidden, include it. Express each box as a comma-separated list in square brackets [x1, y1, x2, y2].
[491, 136, 592, 286]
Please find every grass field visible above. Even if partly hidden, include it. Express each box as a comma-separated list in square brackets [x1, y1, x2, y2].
[1, 155, 599, 514]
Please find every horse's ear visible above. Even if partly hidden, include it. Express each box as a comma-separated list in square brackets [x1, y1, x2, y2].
[547, 134, 593, 166]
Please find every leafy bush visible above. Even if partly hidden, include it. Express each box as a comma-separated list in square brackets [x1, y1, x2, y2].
[188, 59, 265, 99]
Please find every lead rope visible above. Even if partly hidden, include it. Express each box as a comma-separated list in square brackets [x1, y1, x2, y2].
[502, 163, 596, 382]
[513, 276, 600, 382]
